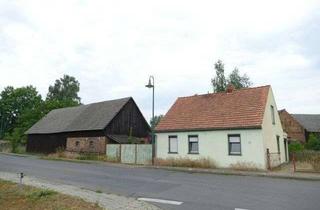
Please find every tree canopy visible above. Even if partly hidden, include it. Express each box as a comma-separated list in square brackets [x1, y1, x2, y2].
[0, 74, 81, 152]
[150, 115, 164, 130]
[46, 74, 81, 106]
[211, 60, 252, 92]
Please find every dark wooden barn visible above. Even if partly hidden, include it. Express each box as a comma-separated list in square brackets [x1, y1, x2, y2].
[26, 97, 151, 153]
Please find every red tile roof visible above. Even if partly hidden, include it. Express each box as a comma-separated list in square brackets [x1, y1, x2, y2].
[156, 85, 270, 132]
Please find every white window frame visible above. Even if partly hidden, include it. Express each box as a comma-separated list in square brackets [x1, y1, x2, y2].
[168, 136, 178, 153]
[188, 135, 199, 154]
[228, 134, 241, 156]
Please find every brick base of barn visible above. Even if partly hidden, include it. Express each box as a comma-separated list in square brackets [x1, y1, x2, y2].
[66, 137, 108, 154]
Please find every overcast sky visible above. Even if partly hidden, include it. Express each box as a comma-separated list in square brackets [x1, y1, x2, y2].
[0, 0, 319, 121]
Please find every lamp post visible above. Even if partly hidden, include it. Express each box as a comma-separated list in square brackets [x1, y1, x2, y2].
[145, 76, 155, 164]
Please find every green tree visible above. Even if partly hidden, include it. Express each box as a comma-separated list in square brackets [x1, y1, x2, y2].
[150, 115, 164, 130]
[211, 60, 252, 92]
[0, 86, 43, 139]
[46, 74, 81, 106]
[288, 141, 304, 153]
[305, 133, 320, 151]
[211, 60, 227, 93]
[0, 86, 44, 152]
[227, 68, 252, 89]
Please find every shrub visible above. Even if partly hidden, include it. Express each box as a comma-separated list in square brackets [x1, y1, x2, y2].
[27, 189, 57, 200]
[154, 157, 216, 169]
[305, 134, 320, 151]
[288, 142, 304, 153]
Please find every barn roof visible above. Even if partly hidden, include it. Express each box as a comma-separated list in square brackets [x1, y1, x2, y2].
[26, 97, 131, 134]
[292, 114, 320, 132]
[156, 85, 270, 132]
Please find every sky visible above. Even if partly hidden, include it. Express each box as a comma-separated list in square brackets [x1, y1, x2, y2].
[0, 0, 320, 121]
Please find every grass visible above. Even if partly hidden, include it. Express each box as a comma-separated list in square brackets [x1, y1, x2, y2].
[154, 157, 216, 169]
[293, 150, 320, 172]
[0, 179, 103, 210]
[229, 161, 261, 171]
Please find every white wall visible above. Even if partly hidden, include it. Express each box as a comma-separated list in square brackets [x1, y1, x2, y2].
[156, 129, 267, 170]
[261, 87, 288, 166]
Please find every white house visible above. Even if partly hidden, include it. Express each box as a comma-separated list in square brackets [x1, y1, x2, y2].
[155, 85, 288, 170]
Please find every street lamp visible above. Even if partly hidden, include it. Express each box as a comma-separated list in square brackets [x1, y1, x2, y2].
[145, 76, 155, 164]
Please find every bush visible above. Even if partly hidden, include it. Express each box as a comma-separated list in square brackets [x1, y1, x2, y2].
[154, 157, 216, 169]
[289, 142, 304, 153]
[305, 134, 320, 151]
[27, 189, 57, 200]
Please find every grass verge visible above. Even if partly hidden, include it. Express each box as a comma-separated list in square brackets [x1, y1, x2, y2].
[0, 179, 103, 210]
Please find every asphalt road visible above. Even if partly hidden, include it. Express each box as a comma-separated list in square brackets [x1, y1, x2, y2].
[0, 154, 319, 210]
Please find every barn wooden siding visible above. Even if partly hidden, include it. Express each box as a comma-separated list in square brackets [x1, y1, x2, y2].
[105, 99, 150, 137]
[27, 99, 150, 154]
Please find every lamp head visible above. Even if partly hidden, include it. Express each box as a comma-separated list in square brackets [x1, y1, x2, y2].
[145, 78, 154, 88]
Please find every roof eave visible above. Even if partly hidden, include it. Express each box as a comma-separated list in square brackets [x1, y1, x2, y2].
[155, 125, 262, 133]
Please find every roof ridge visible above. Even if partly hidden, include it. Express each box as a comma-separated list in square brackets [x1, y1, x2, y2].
[178, 85, 270, 99]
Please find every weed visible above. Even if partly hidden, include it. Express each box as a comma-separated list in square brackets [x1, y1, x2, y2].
[154, 157, 216, 169]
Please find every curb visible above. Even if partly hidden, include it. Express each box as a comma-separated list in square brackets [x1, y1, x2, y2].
[147, 165, 320, 181]
[2, 152, 320, 181]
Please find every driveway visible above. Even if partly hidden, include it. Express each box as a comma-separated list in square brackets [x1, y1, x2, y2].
[0, 154, 319, 210]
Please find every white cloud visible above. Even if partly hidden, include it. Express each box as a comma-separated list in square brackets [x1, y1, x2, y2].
[0, 0, 320, 121]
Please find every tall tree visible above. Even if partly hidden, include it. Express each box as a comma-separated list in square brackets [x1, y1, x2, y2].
[211, 60, 252, 92]
[227, 68, 252, 89]
[46, 74, 81, 106]
[150, 115, 164, 130]
[211, 60, 227, 93]
[0, 86, 43, 149]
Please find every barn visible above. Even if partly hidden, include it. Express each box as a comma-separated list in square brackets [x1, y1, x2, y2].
[26, 97, 151, 154]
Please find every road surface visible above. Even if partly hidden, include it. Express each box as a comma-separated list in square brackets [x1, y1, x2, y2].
[0, 154, 319, 210]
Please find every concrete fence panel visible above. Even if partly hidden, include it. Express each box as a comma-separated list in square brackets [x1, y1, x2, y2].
[120, 144, 136, 164]
[106, 144, 120, 161]
[136, 145, 152, 165]
[106, 144, 152, 165]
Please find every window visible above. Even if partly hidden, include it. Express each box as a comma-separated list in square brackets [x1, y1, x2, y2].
[168, 136, 178, 153]
[75, 141, 80, 147]
[276, 135, 280, 154]
[89, 140, 94, 148]
[188, 135, 199, 154]
[271, 105, 275, 124]
[228, 134, 241, 155]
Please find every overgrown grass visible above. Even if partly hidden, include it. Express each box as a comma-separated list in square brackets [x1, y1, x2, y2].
[229, 162, 261, 171]
[0, 179, 103, 210]
[294, 150, 320, 171]
[154, 157, 216, 169]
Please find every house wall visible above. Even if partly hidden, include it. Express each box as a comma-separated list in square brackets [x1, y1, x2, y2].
[278, 110, 306, 143]
[261, 87, 288, 166]
[66, 136, 107, 154]
[156, 129, 266, 170]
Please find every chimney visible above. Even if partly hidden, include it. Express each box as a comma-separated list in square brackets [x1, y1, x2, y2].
[226, 84, 235, 93]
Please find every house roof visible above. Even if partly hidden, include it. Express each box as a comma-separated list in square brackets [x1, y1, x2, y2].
[156, 85, 270, 132]
[292, 114, 320, 133]
[26, 97, 131, 134]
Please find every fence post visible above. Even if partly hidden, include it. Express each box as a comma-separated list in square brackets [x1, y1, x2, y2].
[267, 148, 271, 170]
[135, 144, 138, 164]
[119, 144, 122, 163]
[292, 152, 296, 173]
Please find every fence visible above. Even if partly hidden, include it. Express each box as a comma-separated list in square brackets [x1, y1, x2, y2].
[291, 151, 320, 173]
[106, 144, 152, 165]
[266, 149, 281, 170]
[0, 141, 10, 152]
